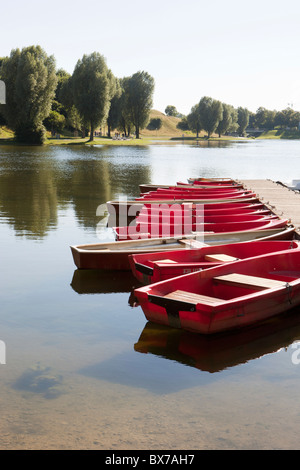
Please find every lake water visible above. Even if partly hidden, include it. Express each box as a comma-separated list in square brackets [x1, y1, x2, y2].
[1, 138, 300, 450]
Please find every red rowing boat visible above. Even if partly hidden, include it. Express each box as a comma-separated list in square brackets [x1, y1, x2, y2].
[141, 186, 248, 195]
[70, 226, 295, 270]
[129, 240, 300, 284]
[113, 218, 289, 240]
[139, 182, 244, 193]
[134, 246, 300, 334]
[135, 213, 277, 225]
[137, 203, 267, 217]
[187, 177, 237, 185]
[106, 198, 260, 217]
[136, 191, 256, 200]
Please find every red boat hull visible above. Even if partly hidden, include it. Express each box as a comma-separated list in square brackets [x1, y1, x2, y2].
[106, 199, 260, 217]
[139, 183, 244, 193]
[70, 227, 295, 270]
[137, 191, 256, 200]
[188, 178, 237, 185]
[134, 249, 300, 334]
[135, 213, 276, 225]
[114, 219, 288, 240]
[137, 206, 270, 219]
[129, 240, 300, 284]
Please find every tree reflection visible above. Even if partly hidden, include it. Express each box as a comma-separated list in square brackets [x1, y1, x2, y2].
[0, 145, 151, 239]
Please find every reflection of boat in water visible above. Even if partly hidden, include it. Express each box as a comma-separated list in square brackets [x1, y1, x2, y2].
[70, 269, 142, 295]
[134, 310, 300, 373]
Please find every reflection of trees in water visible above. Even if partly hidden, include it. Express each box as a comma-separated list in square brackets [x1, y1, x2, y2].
[0, 160, 58, 239]
[67, 159, 150, 229]
[0, 146, 151, 238]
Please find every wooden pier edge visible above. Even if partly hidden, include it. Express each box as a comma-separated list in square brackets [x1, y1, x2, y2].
[238, 179, 300, 239]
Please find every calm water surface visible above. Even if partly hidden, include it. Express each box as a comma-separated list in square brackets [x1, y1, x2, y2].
[1, 139, 300, 449]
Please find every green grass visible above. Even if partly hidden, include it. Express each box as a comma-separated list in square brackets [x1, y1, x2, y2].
[257, 129, 300, 139]
[0, 126, 14, 139]
[46, 136, 152, 146]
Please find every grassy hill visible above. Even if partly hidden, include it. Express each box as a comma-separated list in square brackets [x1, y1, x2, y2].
[141, 110, 193, 138]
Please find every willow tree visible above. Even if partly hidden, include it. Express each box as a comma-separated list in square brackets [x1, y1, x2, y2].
[1, 45, 57, 144]
[198, 96, 223, 138]
[72, 52, 116, 141]
[216, 103, 238, 137]
[187, 104, 202, 137]
[125, 71, 154, 139]
[237, 107, 249, 136]
[106, 78, 122, 137]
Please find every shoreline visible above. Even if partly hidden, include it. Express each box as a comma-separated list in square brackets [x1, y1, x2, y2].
[0, 135, 254, 147]
[1, 130, 300, 147]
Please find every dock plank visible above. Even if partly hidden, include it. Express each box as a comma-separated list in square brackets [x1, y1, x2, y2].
[239, 179, 300, 235]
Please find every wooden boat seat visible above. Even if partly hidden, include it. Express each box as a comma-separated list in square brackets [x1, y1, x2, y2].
[179, 239, 206, 248]
[213, 273, 286, 290]
[155, 259, 177, 264]
[204, 254, 240, 263]
[164, 289, 223, 305]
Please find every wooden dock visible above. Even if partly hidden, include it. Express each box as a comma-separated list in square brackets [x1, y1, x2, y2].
[240, 179, 300, 236]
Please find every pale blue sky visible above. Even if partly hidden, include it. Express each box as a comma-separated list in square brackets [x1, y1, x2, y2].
[1, 0, 300, 115]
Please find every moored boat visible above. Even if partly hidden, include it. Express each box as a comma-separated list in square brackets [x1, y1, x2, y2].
[134, 247, 300, 334]
[139, 186, 249, 196]
[113, 218, 289, 240]
[70, 225, 295, 270]
[136, 190, 256, 200]
[136, 204, 270, 219]
[106, 198, 260, 217]
[129, 240, 300, 284]
[139, 182, 244, 193]
[188, 177, 237, 184]
[135, 213, 277, 225]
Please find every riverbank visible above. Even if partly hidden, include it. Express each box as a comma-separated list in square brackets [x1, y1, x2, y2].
[1, 124, 300, 146]
[257, 129, 300, 139]
[0, 135, 249, 147]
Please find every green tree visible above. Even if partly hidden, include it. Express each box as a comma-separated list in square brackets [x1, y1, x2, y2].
[165, 105, 178, 116]
[237, 107, 249, 136]
[216, 103, 238, 137]
[125, 71, 155, 138]
[56, 74, 84, 134]
[113, 77, 134, 137]
[254, 107, 276, 130]
[55, 69, 70, 104]
[288, 109, 300, 128]
[177, 116, 189, 131]
[44, 110, 66, 135]
[71, 52, 114, 141]
[187, 104, 202, 137]
[106, 78, 122, 137]
[198, 96, 223, 138]
[147, 117, 162, 131]
[275, 107, 300, 129]
[1, 45, 57, 144]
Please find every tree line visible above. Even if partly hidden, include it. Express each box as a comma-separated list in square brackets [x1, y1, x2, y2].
[1, 45, 300, 145]
[170, 99, 300, 138]
[172, 97, 248, 138]
[0, 46, 155, 144]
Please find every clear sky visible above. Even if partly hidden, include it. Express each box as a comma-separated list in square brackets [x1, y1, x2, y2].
[1, 0, 300, 115]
